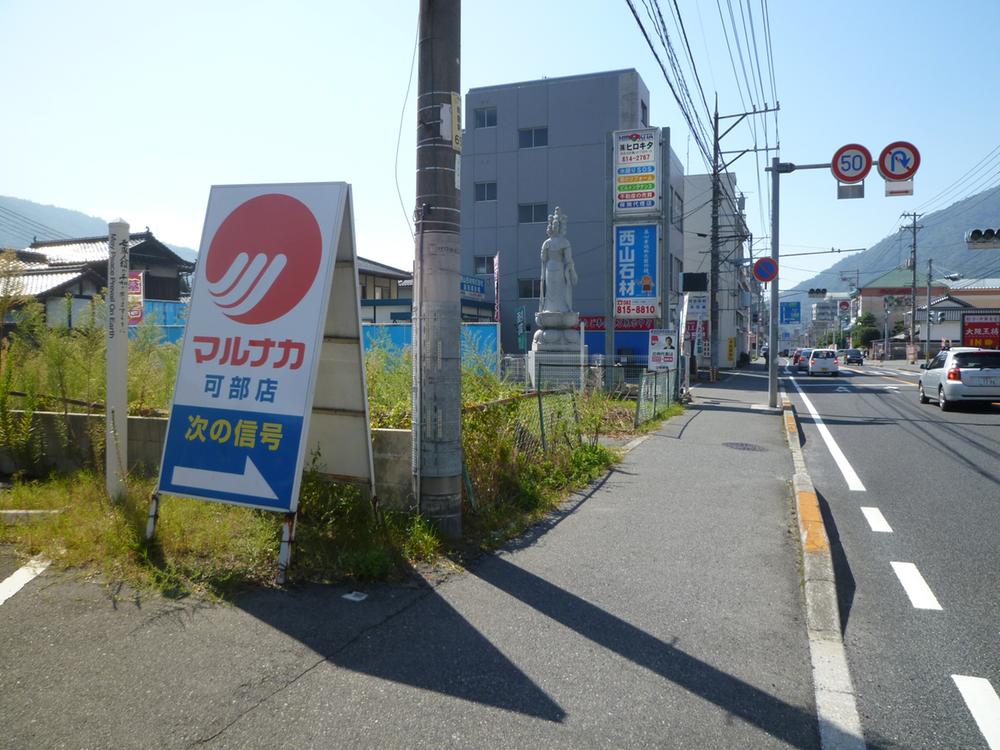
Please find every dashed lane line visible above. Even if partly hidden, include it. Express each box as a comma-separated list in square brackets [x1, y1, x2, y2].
[890, 561, 943, 610]
[0, 556, 49, 606]
[953, 675, 1000, 749]
[785, 374, 867, 492]
[860, 507, 893, 533]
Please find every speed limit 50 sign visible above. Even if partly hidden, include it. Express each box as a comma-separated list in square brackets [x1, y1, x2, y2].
[832, 144, 873, 184]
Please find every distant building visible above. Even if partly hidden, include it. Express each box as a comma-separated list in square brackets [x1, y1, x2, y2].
[4, 231, 193, 335]
[460, 68, 685, 356]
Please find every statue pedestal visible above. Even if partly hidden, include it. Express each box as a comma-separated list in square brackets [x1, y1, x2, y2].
[527, 348, 588, 390]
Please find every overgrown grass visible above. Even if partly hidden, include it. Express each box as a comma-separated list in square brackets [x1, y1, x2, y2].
[0, 470, 441, 597]
[0, 326, 683, 594]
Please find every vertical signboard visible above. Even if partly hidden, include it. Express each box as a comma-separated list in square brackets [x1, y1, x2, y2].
[128, 271, 144, 325]
[962, 313, 1000, 349]
[158, 183, 364, 513]
[613, 128, 660, 216]
[649, 328, 677, 370]
[614, 224, 659, 318]
[106, 221, 130, 501]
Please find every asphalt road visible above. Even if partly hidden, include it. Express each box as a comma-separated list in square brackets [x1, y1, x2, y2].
[780, 358, 1000, 749]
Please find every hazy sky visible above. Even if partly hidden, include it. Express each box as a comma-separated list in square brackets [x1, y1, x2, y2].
[2, 0, 998, 288]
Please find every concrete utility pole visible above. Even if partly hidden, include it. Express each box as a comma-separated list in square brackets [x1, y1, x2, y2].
[925, 257, 933, 363]
[709, 103, 721, 381]
[902, 211, 922, 362]
[413, 0, 462, 538]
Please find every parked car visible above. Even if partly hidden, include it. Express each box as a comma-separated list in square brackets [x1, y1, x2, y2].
[808, 349, 839, 376]
[796, 348, 814, 372]
[843, 348, 864, 365]
[918, 348, 1000, 410]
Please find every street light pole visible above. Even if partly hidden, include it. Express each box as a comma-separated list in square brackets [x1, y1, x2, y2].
[765, 158, 831, 408]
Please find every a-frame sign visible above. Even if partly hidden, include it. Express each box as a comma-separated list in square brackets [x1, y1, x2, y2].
[150, 182, 375, 582]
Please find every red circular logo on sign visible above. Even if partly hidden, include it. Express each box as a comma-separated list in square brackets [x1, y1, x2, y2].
[204, 194, 322, 324]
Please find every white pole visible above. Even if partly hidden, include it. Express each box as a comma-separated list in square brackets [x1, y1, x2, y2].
[579, 321, 585, 392]
[106, 221, 129, 502]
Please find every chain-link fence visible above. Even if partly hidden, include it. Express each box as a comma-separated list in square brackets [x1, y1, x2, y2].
[634, 369, 677, 427]
[461, 389, 581, 510]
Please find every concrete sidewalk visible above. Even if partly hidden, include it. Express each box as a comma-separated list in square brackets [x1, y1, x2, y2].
[1, 371, 819, 749]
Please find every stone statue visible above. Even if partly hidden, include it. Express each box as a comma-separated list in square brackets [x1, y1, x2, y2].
[539, 207, 577, 313]
[532, 206, 581, 353]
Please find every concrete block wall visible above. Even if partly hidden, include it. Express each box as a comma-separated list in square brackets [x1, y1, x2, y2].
[0, 411, 415, 511]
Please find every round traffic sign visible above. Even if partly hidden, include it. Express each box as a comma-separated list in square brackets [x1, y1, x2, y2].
[831, 143, 872, 183]
[838, 300, 850, 313]
[877, 141, 920, 181]
[753, 257, 778, 283]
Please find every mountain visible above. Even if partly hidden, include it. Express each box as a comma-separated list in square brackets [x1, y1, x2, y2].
[786, 185, 1000, 305]
[0, 195, 198, 262]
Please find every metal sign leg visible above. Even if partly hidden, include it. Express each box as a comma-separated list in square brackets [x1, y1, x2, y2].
[276, 511, 298, 585]
[145, 492, 161, 541]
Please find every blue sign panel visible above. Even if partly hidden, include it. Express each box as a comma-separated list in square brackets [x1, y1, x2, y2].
[779, 301, 801, 325]
[614, 224, 659, 318]
[461, 274, 486, 300]
[160, 405, 303, 511]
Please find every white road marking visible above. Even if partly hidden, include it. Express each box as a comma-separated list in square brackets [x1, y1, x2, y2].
[953, 675, 1000, 749]
[786, 376, 867, 491]
[0, 556, 50, 606]
[890, 561, 942, 610]
[860, 507, 893, 533]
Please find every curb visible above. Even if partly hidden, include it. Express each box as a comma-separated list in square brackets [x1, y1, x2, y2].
[1, 509, 62, 526]
[782, 398, 866, 750]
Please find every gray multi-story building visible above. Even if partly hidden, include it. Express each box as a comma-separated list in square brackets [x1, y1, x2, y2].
[460, 69, 685, 356]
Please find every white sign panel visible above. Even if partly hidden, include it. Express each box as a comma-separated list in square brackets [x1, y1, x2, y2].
[614, 128, 660, 216]
[649, 328, 677, 371]
[158, 184, 348, 513]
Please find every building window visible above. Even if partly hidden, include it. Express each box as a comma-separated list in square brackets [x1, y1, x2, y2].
[518, 127, 548, 149]
[671, 189, 684, 230]
[474, 255, 495, 274]
[518, 278, 541, 298]
[474, 182, 497, 202]
[474, 106, 497, 128]
[518, 202, 548, 223]
[641, 100, 648, 127]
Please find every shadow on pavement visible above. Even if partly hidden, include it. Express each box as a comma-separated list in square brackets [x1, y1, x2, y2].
[469, 556, 825, 749]
[815, 489, 856, 635]
[235, 580, 568, 722]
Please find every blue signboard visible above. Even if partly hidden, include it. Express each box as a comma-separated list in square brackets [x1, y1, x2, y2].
[614, 224, 659, 318]
[779, 301, 801, 325]
[460, 274, 486, 300]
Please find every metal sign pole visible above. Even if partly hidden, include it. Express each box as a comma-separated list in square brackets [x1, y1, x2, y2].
[106, 220, 130, 502]
[276, 511, 298, 585]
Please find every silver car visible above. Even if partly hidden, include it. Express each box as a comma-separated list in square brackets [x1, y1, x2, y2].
[918, 348, 1000, 410]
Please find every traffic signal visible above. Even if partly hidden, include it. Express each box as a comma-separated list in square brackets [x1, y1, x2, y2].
[936, 311, 946, 323]
[807, 288, 828, 298]
[965, 228, 1000, 249]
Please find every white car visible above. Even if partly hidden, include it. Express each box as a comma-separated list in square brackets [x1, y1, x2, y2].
[918, 348, 1000, 410]
[808, 349, 839, 376]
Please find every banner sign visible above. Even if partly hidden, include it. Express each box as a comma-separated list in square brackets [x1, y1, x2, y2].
[779, 301, 801, 325]
[127, 271, 144, 325]
[962, 313, 1000, 349]
[580, 315, 655, 331]
[158, 184, 347, 513]
[614, 128, 660, 216]
[493, 254, 500, 322]
[649, 328, 677, 370]
[461, 274, 485, 300]
[614, 224, 659, 318]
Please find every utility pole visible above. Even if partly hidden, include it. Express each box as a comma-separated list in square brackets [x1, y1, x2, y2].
[710, 100, 779, 382]
[709, 101, 721, 381]
[902, 211, 922, 363]
[413, 0, 462, 538]
[925, 257, 933, 363]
